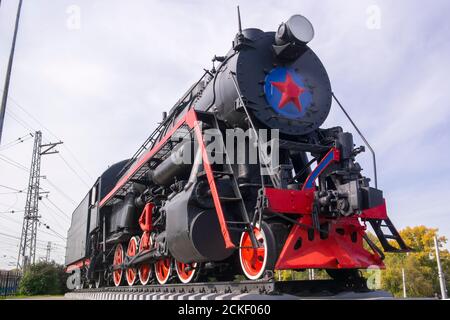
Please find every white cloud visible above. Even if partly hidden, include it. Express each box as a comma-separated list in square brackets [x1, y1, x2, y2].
[39, 60, 114, 97]
[1, 0, 449, 269]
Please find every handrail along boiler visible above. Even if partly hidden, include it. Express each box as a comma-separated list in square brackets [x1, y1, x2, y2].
[65, 14, 409, 288]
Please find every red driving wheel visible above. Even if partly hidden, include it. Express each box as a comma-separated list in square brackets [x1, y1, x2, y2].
[154, 257, 172, 285]
[138, 232, 153, 285]
[125, 236, 139, 286]
[239, 226, 268, 280]
[113, 243, 124, 287]
[175, 261, 198, 284]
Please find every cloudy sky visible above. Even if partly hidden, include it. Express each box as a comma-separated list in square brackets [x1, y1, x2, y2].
[0, 0, 449, 269]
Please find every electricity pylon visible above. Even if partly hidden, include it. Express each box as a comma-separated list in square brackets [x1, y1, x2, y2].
[45, 241, 52, 262]
[17, 131, 62, 270]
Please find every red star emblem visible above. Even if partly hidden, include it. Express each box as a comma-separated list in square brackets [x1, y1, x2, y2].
[270, 73, 306, 112]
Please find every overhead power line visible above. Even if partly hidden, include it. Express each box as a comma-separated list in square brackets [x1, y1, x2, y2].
[45, 227, 66, 241]
[44, 197, 72, 219]
[58, 153, 91, 187]
[0, 154, 28, 172]
[0, 200, 20, 208]
[5, 109, 36, 133]
[0, 184, 24, 192]
[2, 91, 95, 192]
[0, 133, 33, 151]
[0, 231, 20, 240]
[0, 190, 25, 195]
[3, 93, 94, 182]
[0, 194, 20, 211]
[39, 209, 69, 235]
[41, 200, 70, 224]
[43, 179, 77, 205]
[38, 225, 66, 241]
[39, 210, 68, 232]
[5, 94, 57, 142]
[0, 153, 28, 171]
[61, 145, 94, 181]
[0, 213, 22, 226]
[0, 209, 24, 214]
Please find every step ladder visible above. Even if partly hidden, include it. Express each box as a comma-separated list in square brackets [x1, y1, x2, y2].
[369, 218, 411, 253]
[196, 111, 259, 249]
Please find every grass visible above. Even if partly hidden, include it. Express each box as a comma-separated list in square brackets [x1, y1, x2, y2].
[0, 294, 65, 300]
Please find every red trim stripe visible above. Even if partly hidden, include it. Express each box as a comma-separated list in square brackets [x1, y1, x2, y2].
[65, 258, 90, 272]
[99, 110, 190, 207]
[187, 112, 235, 249]
[98, 108, 234, 248]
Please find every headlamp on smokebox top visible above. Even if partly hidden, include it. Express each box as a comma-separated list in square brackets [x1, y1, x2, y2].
[273, 15, 315, 61]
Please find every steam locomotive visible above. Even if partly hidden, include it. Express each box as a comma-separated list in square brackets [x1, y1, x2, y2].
[65, 14, 409, 288]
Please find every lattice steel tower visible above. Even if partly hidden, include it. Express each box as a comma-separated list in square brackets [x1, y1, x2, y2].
[17, 131, 62, 270]
[45, 241, 52, 262]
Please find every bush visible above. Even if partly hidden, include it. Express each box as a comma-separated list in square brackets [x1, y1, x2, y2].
[18, 262, 68, 296]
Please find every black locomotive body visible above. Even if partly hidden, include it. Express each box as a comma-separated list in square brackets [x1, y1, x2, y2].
[65, 14, 409, 288]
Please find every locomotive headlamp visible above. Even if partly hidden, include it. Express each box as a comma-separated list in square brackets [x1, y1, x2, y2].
[276, 15, 314, 45]
[286, 15, 314, 44]
[274, 15, 315, 60]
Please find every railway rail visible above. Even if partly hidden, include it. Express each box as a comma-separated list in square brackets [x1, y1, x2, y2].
[65, 279, 393, 300]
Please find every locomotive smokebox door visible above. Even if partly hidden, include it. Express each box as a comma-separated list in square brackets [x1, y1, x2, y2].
[165, 185, 235, 263]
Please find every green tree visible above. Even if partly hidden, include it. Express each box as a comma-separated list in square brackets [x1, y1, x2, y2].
[276, 269, 330, 281]
[18, 261, 68, 296]
[372, 226, 450, 298]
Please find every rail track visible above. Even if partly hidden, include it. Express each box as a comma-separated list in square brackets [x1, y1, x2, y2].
[65, 279, 393, 300]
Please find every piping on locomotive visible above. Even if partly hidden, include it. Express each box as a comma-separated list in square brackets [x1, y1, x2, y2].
[65, 14, 410, 288]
